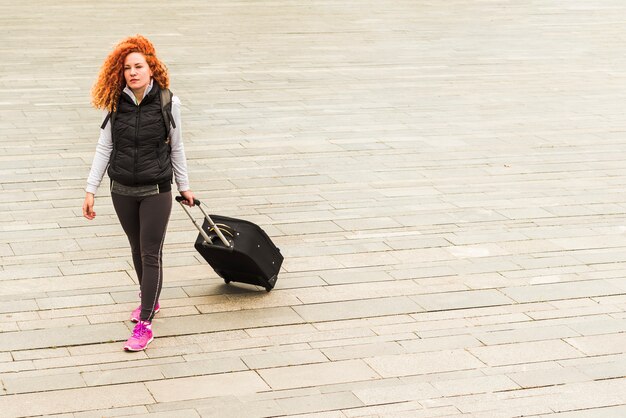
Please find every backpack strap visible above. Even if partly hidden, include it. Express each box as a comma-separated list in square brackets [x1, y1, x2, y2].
[100, 112, 111, 129]
[160, 88, 176, 132]
[100, 111, 117, 129]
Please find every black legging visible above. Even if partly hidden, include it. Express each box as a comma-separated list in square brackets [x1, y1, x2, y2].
[112, 191, 172, 321]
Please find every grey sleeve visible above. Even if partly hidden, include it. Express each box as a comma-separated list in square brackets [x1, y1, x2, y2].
[85, 113, 113, 195]
[169, 96, 191, 192]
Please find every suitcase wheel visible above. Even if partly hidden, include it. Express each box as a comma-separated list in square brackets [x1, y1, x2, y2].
[265, 286, 272, 292]
[224, 279, 231, 284]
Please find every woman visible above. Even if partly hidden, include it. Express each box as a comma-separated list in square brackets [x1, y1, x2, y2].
[83, 35, 195, 351]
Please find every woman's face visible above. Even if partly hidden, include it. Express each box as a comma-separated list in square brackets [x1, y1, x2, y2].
[124, 52, 152, 93]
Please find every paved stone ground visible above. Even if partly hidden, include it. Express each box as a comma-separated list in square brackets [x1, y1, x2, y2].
[1, 0, 626, 417]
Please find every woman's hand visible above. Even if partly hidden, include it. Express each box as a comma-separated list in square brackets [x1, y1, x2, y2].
[83, 193, 96, 220]
[179, 190, 196, 206]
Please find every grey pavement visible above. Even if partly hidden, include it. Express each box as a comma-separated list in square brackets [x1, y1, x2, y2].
[1, 0, 626, 417]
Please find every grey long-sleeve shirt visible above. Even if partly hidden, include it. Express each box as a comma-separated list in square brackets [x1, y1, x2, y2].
[85, 81, 190, 195]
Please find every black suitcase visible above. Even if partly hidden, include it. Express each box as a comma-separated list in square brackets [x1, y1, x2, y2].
[176, 196, 283, 292]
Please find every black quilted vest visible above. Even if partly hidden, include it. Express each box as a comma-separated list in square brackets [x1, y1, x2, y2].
[107, 83, 172, 187]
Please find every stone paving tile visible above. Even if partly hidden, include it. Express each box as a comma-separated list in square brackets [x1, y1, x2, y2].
[0, 353, 13, 364]
[158, 356, 248, 378]
[532, 380, 626, 415]
[502, 280, 625, 303]
[307, 332, 416, 350]
[30, 351, 147, 371]
[145, 371, 269, 403]
[0, 383, 154, 417]
[1, 371, 86, 394]
[333, 251, 403, 269]
[398, 335, 484, 354]
[311, 314, 415, 332]
[565, 317, 626, 336]
[527, 303, 623, 321]
[564, 333, 626, 356]
[0, 295, 21, 312]
[1, 364, 104, 383]
[239, 386, 320, 403]
[245, 323, 317, 337]
[275, 392, 364, 416]
[290, 280, 424, 305]
[191, 335, 274, 355]
[36, 293, 115, 310]
[0, 323, 130, 352]
[507, 366, 591, 389]
[342, 402, 450, 418]
[469, 340, 584, 367]
[0, 265, 61, 281]
[539, 405, 626, 417]
[292, 296, 423, 322]
[73, 406, 150, 418]
[155, 306, 305, 337]
[168, 396, 278, 418]
[98, 356, 181, 372]
[352, 381, 440, 405]
[258, 360, 379, 391]
[321, 341, 406, 361]
[241, 348, 328, 369]
[118, 410, 201, 418]
[281, 412, 346, 418]
[0, 272, 133, 297]
[574, 356, 626, 381]
[315, 376, 406, 396]
[0, 322, 20, 334]
[433, 374, 520, 397]
[81, 366, 164, 386]
[468, 312, 531, 326]
[410, 289, 514, 312]
[17, 315, 90, 331]
[365, 350, 484, 378]
[181, 343, 311, 363]
[9, 238, 81, 256]
[195, 291, 302, 314]
[282, 255, 346, 273]
[557, 352, 626, 369]
[478, 360, 565, 379]
[319, 268, 395, 285]
[474, 325, 580, 345]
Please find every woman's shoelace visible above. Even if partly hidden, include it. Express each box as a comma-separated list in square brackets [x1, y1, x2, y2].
[132, 323, 149, 337]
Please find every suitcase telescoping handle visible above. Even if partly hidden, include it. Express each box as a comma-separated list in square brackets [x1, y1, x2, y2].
[175, 196, 232, 248]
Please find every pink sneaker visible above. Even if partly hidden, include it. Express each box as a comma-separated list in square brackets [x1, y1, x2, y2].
[123, 321, 153, 351]
[130, 302, 160, 323]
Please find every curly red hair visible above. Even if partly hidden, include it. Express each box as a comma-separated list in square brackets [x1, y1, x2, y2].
[91, 35, 169, 112]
